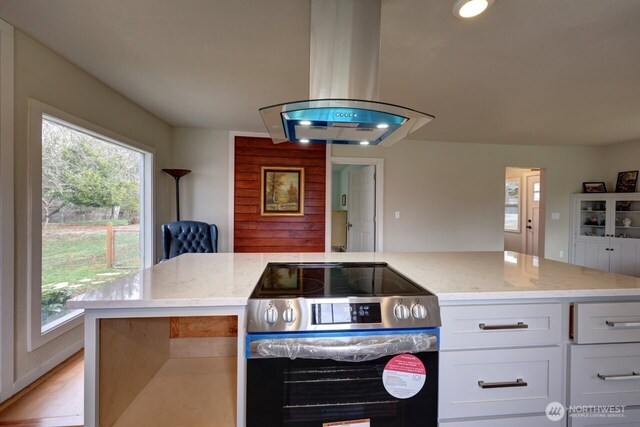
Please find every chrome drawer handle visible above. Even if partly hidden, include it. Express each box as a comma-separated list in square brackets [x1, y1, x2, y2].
[479, 321, 528, 330]
[597, 372, 640, 381]
[478, 378, 528, 389]
[605, 320, 640, 328]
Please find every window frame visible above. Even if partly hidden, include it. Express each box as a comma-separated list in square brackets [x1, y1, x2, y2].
[504, 177, 521, 233]
[27, 99, 154, 351]
[0, 17, 15, 400]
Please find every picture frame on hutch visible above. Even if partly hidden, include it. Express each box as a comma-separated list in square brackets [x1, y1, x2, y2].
[615, 171, 638, 193]
[583, 182, 607, 193]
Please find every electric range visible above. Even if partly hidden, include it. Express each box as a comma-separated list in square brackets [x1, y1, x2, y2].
[245, 262, 441, 427]
[246, 262, 441, 333]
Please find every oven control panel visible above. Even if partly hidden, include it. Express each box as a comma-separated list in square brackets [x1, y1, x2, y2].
[247, 296, 441, 332]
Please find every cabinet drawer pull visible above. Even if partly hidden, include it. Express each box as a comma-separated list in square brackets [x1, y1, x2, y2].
[478, 378, 528, 389]
[597, 371, 640, 381]
[479, 321, 528, 330]
[605, 320, 640, 328]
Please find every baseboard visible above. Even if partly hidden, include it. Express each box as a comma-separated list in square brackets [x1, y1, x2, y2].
[10, 339, 83, 398]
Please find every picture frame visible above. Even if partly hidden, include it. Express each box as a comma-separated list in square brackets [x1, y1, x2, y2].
[615, 170, 638, 193]
[260, 166, 304, 216]
[341, 194, 347, 206]
[583, 182, 607, 193]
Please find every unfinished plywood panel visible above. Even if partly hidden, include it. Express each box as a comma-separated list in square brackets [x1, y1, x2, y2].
[100, 318, 170, 427]
[113, 357, 236, 427]
[169, 315, 237, 338]
[170, 337, 237, 358]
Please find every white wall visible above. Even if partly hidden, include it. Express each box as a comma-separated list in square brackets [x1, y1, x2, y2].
[331, 140, 608, 261]
[12, 30, 172, 387]
[169, 128, 230, 252]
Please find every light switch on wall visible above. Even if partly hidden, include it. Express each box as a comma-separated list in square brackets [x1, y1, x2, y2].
[394, 211, 400, 219]
[551, 213, 560, 220]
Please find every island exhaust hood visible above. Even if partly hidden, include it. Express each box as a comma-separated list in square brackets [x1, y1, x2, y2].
[259, 0, 434, 147]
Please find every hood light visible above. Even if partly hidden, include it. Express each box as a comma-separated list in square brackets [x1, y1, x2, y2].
[360, 141, 370, 145]
[453, 0, 494, 19]
[300, 139, 310, 143]
[299, 120, 312, 126]
[376, 123, 389, 129]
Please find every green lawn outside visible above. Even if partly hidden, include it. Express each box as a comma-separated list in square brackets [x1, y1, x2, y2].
[42, 223, 140, 325]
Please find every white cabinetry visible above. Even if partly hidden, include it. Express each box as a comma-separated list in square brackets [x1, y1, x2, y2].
[570, 194, 640, 276]
[570, 301, 640, 426]
[438, 303, 563, 426]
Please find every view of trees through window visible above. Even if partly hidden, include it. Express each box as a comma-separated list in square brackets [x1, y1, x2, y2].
[41, 117, 143, 328]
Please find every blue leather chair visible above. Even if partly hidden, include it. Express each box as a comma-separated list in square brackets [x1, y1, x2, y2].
[161, 221, 218, 260]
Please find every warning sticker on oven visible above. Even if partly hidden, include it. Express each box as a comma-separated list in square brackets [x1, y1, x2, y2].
[382, 354, 426, 399]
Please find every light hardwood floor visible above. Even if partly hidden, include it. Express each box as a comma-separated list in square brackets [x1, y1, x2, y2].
[0, 351, 84, 427]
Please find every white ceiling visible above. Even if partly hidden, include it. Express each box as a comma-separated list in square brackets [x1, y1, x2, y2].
[0, 0, 639, 146]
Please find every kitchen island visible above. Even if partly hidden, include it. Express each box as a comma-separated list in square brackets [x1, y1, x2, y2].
[69, 251, 640, 427]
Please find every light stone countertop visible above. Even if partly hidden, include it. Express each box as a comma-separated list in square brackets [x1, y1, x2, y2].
[67, 251, 640, 310]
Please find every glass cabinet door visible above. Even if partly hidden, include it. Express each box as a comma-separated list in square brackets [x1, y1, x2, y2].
[579, 199, 608, 238]
[613, 199, 640, 240]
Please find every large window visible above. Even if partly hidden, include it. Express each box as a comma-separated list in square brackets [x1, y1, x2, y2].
[29, 101, 153, 350]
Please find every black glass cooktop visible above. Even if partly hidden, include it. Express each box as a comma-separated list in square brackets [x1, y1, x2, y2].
[250, 262, 431, 298]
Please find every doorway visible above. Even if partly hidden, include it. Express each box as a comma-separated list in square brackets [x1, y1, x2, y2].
[328, 158, 383, 252]
[504, 167, 546, 257]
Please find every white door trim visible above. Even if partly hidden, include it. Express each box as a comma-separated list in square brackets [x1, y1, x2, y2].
[327, 156, 384, 252]
[0, 17, 14, 402]
[227, 131, 270, 253]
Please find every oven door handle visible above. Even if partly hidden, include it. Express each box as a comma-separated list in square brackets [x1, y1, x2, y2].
[251, 333, 437, 362]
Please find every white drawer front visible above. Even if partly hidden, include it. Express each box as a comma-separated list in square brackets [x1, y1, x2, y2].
[440, 414, 561, 426]
[569, 342, 640, 407]
[439, 346, 563, 419]
[440, 303, 562, 349]
[574, 302, 640, 344]
[570, 407, 640, 426]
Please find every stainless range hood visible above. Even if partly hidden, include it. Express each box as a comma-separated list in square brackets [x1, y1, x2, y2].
[259, 0, 434, 147]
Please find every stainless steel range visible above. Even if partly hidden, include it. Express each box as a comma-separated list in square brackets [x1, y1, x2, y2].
[247, 262, 441, 332]
[246, 262, 441, 427]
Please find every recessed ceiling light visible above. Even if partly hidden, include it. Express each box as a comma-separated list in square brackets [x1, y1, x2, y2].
[300, 139, 310, 143]
[376, 123, 389, 129]
[299, 120, 312, 126]
[453, 0, 494, 19]
[360, 141, 370, 145]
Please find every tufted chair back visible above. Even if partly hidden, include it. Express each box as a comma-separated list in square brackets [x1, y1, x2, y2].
[161, 221, 218, 260]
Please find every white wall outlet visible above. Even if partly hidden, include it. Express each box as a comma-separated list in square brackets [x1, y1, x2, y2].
[551, 212, 560, 220]
[559, 250, 564, 258]
[394, 211, 400, 219]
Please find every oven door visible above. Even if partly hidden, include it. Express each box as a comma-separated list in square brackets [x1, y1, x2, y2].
[246, 329, 438, 427]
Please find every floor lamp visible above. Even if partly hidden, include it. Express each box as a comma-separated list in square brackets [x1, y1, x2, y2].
[162, 168, 191, 221]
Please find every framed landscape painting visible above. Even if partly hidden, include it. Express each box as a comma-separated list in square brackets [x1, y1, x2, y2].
[583, 182, 607, 193]
[261, 167, 304, 216]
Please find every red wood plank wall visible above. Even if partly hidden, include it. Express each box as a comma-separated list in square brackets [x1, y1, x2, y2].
[234, 136, 326, 252]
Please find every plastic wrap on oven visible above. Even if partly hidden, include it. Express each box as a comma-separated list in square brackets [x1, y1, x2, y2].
[254, 333, 437, 362]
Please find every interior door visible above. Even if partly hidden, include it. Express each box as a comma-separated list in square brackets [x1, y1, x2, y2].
[525, 174, 541, 256]
[347, 165, 375, 252]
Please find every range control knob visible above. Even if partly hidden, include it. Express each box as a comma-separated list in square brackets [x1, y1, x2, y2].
[394, 304, 410, 320]
[411, 303, 428, 319]
[283, 306, 296, 324]
[264, 306, 279, 324]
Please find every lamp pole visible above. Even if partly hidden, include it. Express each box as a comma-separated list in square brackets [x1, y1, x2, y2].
[162, 169, 191, 221]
